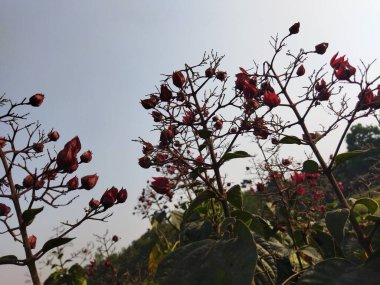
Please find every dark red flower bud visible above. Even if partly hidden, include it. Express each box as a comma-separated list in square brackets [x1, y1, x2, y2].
[205, 67, 215, 78]
[23, 175, 36, 188]
[48, 131, 60, 141]
[151, 111, 163, 123]
[104, 258, 112, 267]
[172, 71, 186, 88]
[160, 128, 175, 145]
[112, 235, 119, 242]
[101, 190, 116, 209]
[0, 203, 10, 216]
[315, 42, 329, 55]
[358, 88, 374, 110]
[33, 143, 44, 153]
[282, 158, 291, 166]
[216, 71, 227, 81]
[296, 65, 305, 76]
[256, 183, 265, 192]
[140, 95, 159, 110]
[142, 142, 154, 155]
[263, 91, 281, 108]
[117, 188, 128, 203]
[315, 79, 326, 92]
[89, 198, 100, 208]
[33, 179, 45, 190]
[108, 187, 119, 199]
[28, 235, 37, 249]
[214, 120, 223, 130]
[160, 85, 173, 102]
[67, 176, 79, 190]
[271, 137, 279, 145]
[139, 156, 151, 169]
[29, 93, 45, 107]
[229, 127, 237, 134]
[289, 22, 300, 34]
[81, 174, 99, 190]
[80, 151, 92, 163]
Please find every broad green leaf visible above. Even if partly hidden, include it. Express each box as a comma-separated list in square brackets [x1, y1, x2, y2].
[68, 264, 87, 285]
[226, 185, 243, 209]
[335, 149, 370, 166]
[233, 219, 255, 245]
[341, 233, 366, 264]
[182, 191, 215, 226]
[278, 136, 302, 144]
[325, 209, 350, 245]
[352, 198, 379, 214]
[155, 238, 257, 285]
[22, 207, 44, 226]
[42, 237, 75, 253]
[231, 210, 272, 239]
[0, 255, 18, 264]
[198, 129, 212, 139]
[308, 230, 336, 258]
[220, 217, 236, 233]
[303, 160, 319, 173]
[222, 151, 252, 162]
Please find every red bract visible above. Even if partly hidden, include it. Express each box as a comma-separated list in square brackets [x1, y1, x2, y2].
[81, 174, 99, 190]
[80, 150, 93, 163]
[160, 85, 173, 102]
[330, 52, 356, 80]
[235, 73, 250, 91]
[150, 177, 175, 195]
[291, 171, 305, 185]
[28, 235, 37, 249]
[29, 93, 45, 107]
[172, 71, 185, 88]
[117, 188, 128, 203]
[48, 131, 60, 141]
[0, 203, 10, 216]
[67, 176, 79, 190]
[263, 91, 281, 108]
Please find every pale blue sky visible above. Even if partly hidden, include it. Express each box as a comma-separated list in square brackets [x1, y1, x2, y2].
[1, 1, 380, 283]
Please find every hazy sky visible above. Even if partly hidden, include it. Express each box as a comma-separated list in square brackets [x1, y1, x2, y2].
[1, 1, 380, 283]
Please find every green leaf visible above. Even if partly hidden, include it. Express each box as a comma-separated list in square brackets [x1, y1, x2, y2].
[231, 210, 272, 240]
[222, 151, 252, 162]
[308, 230, 336, 258]
[325, 209, 350, 245]
[22, 207, 44, 226]
[234, 219, 255, 245]
[198, 129, 212, 139]
[226, 185, 243, 209]
[335, 149, 370, 166]
[220, 217, 236, 233]
[198, 142, 207, 152]
[278, 136, 302, 144]
[0, 255, 18, 264]
[155, 238, 257, 285]
[303, 160, 319, 173]
[182, 191, 215, 226]
[189, 167, 206, 180]
[42, 237, 75, 253]
[352, 198, 379, 214]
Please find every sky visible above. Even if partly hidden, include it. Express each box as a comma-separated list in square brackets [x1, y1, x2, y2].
[1, 0, 380, 283]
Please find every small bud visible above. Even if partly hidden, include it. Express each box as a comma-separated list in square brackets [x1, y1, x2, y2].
[29, 93, 45, 107]
[152, 111, 163, 122]
[23, 175, 36, 188]
[28, 235, 37, 249]
[101, 190, 116, 209]
[67, 176, 79, 190]
[271, 138, 279, 145]
[48, 131, 60, 141]
[282, 158, 291, 166]
[289, 22, 300, 34]
[89, 198, 100, 208]
[172, 71, 186, 88]
[214, 120, 223, 130]
[160, 85, 173, 102]
[80, 151, 92, 163]
[139, 156, 151, 169]
[112, 235, 119, 242]
[81, 174, 99, 190]
[33, 179, 45, 190]
[215, 71, 227, 81]
[32, 143, 44, 153]
[296, 65, 305, 76]
[0, 203, 10, 216]
[315, 42, 329, 55]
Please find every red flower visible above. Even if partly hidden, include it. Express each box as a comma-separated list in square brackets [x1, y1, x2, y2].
[67, 176, 79, 190]
[117, 188, 128, 203]
[89, 198, 100, 208]
[29, 93, 45, 107]
[182, 111, 195, 125]
[0, 203, 10, 216]
[172, 71, 185, 88]
[330, 52, 356, 80]
[235, 73, 250, 91]
[48, 131, 60, 141]
[295, 185, 306, 195]
[263, 91, 281, 108]
[291, 171, 305, 185]
[80, 151, 93, 163]
[81, 174, 99, 190]
[150, 177, 175, 195]
[28, 235, 37, 249]
[160, 85, 173, 102]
